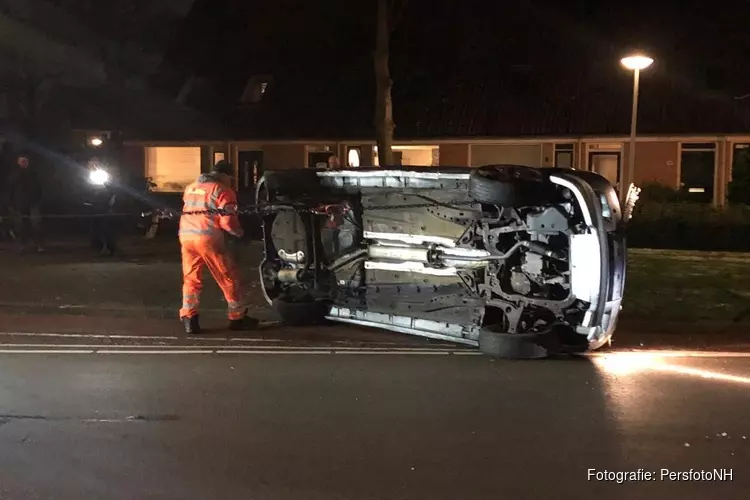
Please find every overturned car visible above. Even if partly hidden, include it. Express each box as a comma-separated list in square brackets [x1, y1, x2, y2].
[256, 165, 639, 359]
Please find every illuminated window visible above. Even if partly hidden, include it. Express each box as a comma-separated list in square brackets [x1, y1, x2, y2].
[146, 147, 201, 192]
[347, 147, 361, 167]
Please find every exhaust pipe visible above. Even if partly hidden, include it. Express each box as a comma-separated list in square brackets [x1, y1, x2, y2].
[368, 245, 431, 262]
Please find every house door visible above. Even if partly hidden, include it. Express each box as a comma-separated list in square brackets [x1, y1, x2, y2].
[393, 151, 404, 165]
[238, 151, 263, 194]
[237, 150, 264, 240]
[589, 152, 621, 187]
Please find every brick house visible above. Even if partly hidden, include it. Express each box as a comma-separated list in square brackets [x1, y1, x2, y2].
[120, 66, 750, 208]
[111, 1, 750, 208]
[125, 136, 747, 206]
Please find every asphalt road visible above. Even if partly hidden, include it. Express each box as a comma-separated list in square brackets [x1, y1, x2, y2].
[0, 348, 748, 500]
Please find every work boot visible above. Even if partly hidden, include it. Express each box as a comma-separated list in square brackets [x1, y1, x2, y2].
[182, 315, 201, 334]
[228, 315, 260, 331]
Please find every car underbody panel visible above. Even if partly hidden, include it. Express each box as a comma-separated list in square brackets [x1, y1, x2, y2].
[257, 165, 632, 358]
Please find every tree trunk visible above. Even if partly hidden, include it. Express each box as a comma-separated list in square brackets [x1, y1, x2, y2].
[374, 0, 395, 166]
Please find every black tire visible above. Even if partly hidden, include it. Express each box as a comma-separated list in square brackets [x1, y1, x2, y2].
[478, 327, 561, 359]
[469, 164, 549, 206]
[272, 297, 330, 326]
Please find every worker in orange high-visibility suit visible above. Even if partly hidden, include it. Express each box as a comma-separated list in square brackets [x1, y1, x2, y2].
[178, 161, 259, 334]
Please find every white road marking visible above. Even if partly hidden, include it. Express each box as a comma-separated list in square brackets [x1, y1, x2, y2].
[0, 346, 479, 355]
[0, 332, 179, 340]
[97, 350, 215, 354]
[217, 350, 332, 355]
[0, 342, 477, 354]
[252, 346, 469, 353]
[0, 344, 233, 349]
[0, 331, 462, 347]
[0, 349, 94, 354]
[337, 350, 451, 355]
[309, 345, 458, 350]
[1, 338, 748, 358]
[0, 332, 466, 350]
[0, 349, 740, 357]
[201, 338, 284, 342]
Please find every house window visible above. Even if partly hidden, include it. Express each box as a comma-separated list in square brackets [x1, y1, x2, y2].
[308, 151, 334, 169]
[469, 144, 542, 167]
[733, 144, 750, 179]
[554, 143, 575, 168]
[680, 142, 716, 202]
[374, 146, 435, 166]
[239, 75, 273, 104]
[728, 144, 750, 203]
[146, 147, 202, 192]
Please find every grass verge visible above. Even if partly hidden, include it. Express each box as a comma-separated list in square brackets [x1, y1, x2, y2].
[625, 249, 750, 323]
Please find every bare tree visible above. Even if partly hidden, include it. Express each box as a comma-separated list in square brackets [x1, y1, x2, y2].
[374, 0, 407, 166]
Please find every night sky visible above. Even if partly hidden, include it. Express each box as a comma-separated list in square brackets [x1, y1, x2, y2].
[161, 0, 749, 96]
[1, 1, 746, 92]
[1, 0, 748, 137]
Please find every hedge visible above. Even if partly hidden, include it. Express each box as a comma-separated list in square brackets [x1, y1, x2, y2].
[627, 184, 750, 250]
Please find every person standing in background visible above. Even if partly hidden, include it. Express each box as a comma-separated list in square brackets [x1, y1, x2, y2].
[327, 155, 341, 170]
[8, 153, 44, 252]
[0, 143, 14, 241]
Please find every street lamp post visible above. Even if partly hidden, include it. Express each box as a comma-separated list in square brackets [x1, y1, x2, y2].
[620, 54, 654, 196]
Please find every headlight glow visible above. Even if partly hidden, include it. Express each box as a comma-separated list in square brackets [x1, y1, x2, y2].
[89, 168, 110, 186]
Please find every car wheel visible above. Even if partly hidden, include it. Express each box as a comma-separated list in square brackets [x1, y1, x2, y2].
[469, 164, 548, 206]
[478, 327, 561, 359]
[272, 297, 330, 326]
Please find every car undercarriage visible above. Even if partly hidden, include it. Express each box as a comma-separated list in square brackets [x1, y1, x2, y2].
[256, 165, 636, 359]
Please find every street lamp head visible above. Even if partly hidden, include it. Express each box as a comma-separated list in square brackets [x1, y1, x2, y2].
[621, 54, 654, 71]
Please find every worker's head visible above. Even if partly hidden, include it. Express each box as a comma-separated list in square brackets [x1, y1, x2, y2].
[17, 155, 29, 168]
[212, 160, 234, 187]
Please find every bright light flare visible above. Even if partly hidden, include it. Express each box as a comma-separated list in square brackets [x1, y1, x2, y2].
[594, 352, 660, 376]
[90, 137, 104, 147]
[593, 352, 750, 385]
[621, 54, 654, 71]
[89, 168, 110, 186]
